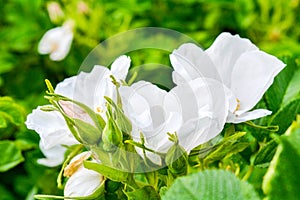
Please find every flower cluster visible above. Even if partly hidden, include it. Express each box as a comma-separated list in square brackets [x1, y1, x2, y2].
[26, 32, 285, 198]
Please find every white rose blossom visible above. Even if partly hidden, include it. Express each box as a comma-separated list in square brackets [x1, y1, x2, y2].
[38, 20, 74, 61]
[170, 32, 286, 123]
[25, 56, 131, 166]
[119, 78, 228, 165]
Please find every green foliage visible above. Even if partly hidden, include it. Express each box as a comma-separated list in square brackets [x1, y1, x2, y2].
[262, 116, 300, 200]
[0, 97, 24, 128]
[162, 170, 260, 200]
[125, 186, 160, 200]
[0, 140, 24, 172]
[266, 57, 300, 134]
[0, 0, 300, 199]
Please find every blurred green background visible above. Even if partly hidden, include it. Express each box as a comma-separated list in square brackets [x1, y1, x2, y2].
[0, 0, 299, 199]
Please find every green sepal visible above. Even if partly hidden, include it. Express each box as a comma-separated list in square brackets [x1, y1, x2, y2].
[73, 118, 102, 145]
[102, 116, 123, 152]
[244, 121, 279, 132]
[84, 161, 128, 182]
[104, 96, 132, 134]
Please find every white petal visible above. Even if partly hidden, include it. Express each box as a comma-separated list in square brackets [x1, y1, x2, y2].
[166, 78, 229, 152]
[170, 43, 220, 85]
[69, 66, 111, 109]
[206, 32, 258, 87]
[227, 109, 272, 123]
[172, 71, 188, 85]
[64, 165, 103, 197]
[110, 55, 131, 80]
[25, 106, 79, 149]
[130, 81, 167, 107]
[119, 84, 152, 129]
[55, 76, 76, 98]
[231, 51, 285, 114]
[37, 143, 66, 167]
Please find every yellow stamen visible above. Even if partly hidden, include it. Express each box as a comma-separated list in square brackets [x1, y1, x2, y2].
[63, 153, 90, 177]
[234, 98, 241, 113]
[96, 106, 104, 113]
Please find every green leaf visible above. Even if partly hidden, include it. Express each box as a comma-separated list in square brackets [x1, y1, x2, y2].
[262, 116, 300, 200]
[269, 97, 300, 134]
[266, 57, 300, 134]
[0, 140, 24, 172]
[254, 140, 277, 166]
[0, 96, 25, 128]
[265, 57, 297, 112]
[198, 132, 249, 166]
[126, 186, 160, 200]
[84, 161, 128, 182]
[162, 170, 260, 200]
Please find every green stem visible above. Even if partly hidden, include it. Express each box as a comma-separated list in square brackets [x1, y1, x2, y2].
[242, 165, 254, 181]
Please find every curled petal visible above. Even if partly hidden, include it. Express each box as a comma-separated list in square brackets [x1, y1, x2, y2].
[227, 109, 272, 124]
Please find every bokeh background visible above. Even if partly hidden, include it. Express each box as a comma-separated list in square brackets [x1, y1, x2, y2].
[0, 0, 299, 199]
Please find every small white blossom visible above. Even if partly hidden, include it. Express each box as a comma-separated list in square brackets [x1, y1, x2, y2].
[38, 20, 74, 61]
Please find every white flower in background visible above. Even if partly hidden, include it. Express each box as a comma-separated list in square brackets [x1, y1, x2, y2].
[119, 78, 228, 164]
[47, 1, 64, 23]
[64, 152, 104, 197]
[170, 32, 285, 123]
[38, 20, 74, 61]
[25, 56, 131, 166]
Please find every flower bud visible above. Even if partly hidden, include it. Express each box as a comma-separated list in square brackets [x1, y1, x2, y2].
[60, 100, 101, 145]
[165, 144, 188, 176]
[102, 117, 123, 152]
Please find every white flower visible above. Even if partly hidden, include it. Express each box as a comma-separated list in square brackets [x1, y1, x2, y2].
[119, 78, 228, 164]
[38, 20, 74, 61]
[170, 32, 285, 123]
[25, 56, 131, 166]
[64, 152, 104, 198]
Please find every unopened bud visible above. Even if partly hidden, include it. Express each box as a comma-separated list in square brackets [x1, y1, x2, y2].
[102, 117, 123, 152]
